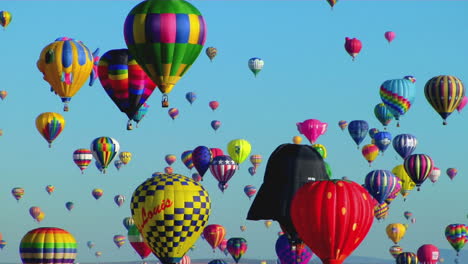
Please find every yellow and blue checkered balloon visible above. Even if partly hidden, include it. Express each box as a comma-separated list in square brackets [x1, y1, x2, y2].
[131, 173, 211, 264]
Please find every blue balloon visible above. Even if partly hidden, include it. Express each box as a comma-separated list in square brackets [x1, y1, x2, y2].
[275, 235, 313, 264]
[374, 131, 392, 154]
[369, 128, 379, 139]
[132, 103, 150, 124]
[392, 134, 417, 159]
[192, 146, 212, 177]
[348, 120, 369, 148]
[186, 92, 197, 105]
[364, 170, 399, 204]
[374, 103, 394, 127]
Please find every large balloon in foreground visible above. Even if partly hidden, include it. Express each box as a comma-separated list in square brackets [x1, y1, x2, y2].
[37, 37, 94, 111]
[130, 173, 211, 264]
[124, 0, 207, 107]
[20, 227, 77, 264]
[291, 180, 374, 264]
[417, 244, 439, 264]
[90, 137, 120, 173]
[275, 234, 313, 264]
[227, 237, 247, 263]
[296, 119, 328, 144]
[424, 75, 465, 125]
[36, 112, 65, 148]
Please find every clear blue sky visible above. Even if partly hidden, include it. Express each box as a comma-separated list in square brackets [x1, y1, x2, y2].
[0, 0, 468, 263]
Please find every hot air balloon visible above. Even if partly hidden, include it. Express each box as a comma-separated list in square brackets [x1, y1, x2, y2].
[165, 154, 177, 166]
[98, 49, 157, 130]
[393, 165, 415, 199]
[37, 37, 94, 111]
[124, 0, 207, 108]
[338, 120, 348, 131]
[240, 225, 247, 232]
[380, 78, 416, 127]
[393, 134, 417, 159]
[87, 241, 95, 249]
[65, 202, 74, 211]
[180, 255, 190, 264]
[292, 136, 302, 144]
[264, 220, 272, 228]
[374, 202, 389, 220]
[447, 168, 457, 180]
[95, 251, 102, 258]
[290, 180, 374, 264]
[92, 188, 103, 200]
[390, 245, 403, 259]
[373, 131, 392, 154]
[344, 37, 362, 60]
[45, 185, 55, 195]
[114, 195, 125, 207]
[428, 167, 441, 183]
[384, 31, 396, 43]
[364, 170, 399, 204]
[396, 252, 418, 264]
[123, 217, 134, 230]
[227, 238, 247, 263]
[326, 0, 338, 9]
[209, 101, 219, 111]
[181, 150, 194, 170]
[386, 223, 406, 244]
[403, 211, 413, 220]
[368, 128, 379, 139]
[210, 148, 224, 159]
[445, 224, 467, 255]
[73, 149, 93, 173]
[88, 48, 100, 86]
[417, 244, 439, 264]
[164, 166, 174, 174]
[424, 75, 465, 125]
[244, 185, 257, 199]
[210, 155, 237, 192]
[374, 103, 394, 128]
[275, 234, 313, 264]
[311, 144, 327, 159]
[119, 151, 132, 165]
[227, 139, 252, 165]
[132, 103, 150, 127]
[168, 108, 179, 120]
[211, 120, 221, 132]
[218, 239, 227, 253]
[35, 112, 65, 148]
[296, 119, 328, 144]
[90, 137, 120, 173]
[348, 120, 368, 148]
[0, 91, 7, 100]
[128, 225, 152, 259]
[113, 235, 126, 248]
[11, 187, 24, 201]
[192, 173, 202, 182]
[20, 227, 77, 264]
[404, 154, 434, 191]
[29, 207, 42, 222]
[248, 58, 264, 77]
[115, 160, 124, 170]
[206, 47, 217, 61]
[249, 155, 262, 168]
[248, 167, 256, 176]
[130, 173, 211, 264]
[0, 11, 12, 29]
[361, 144, 379, 165]
[185, 92, 197, 105]
[385, 178, 402, 205]
[457, 96, 468, 113]
[36, 212, 45, 223]
[0, 240, 6, 250]
[203, 224, 226, 252]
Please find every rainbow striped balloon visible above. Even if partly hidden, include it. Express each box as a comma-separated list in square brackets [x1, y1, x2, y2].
[20, 227, 77, 264]
[379, 78, 416, 126]
[181, 150, 194, 170]
[90, 137, 120, 173]
[227, 237, 247, 263]
[73, 149, 93, 173]
[113, 235, 126, 248]
[445, 224, 468, 255]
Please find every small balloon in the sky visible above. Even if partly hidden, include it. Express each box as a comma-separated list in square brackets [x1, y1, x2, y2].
[338, 120, 348, 131]
[206, 47, 217, 62]
[384, 31, 396, 43]
[344, 37, 362, 61]
[65, 202, 74, 211]
[186, 92, 197, 105]
[0, 11, 12, 29]
[0, 91, 7, 100]
[248, 57, 264, 77]
[292, 136, 302, 144]
[209, 101, 219, 111]
[92, 188, 103, 200]
[446, 168, 458, 180]
[165, 166, 174, 174]
[457, 96, 468, 113]
[35, 112, 66, 148]
[114, 195, 125, 207]
[248, 167, 256, 176]
[168, 108, 179, 120]
[192, 172, 202, 182]
[211, 120, 221, 132]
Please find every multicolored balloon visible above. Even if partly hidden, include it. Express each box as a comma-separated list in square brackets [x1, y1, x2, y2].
[35, 112, 65, 148]
[296, 119, 328, 144]
[244, 185, 257, 199]
[0, 91, 8, 100]
[206, 47, 217, 61]
[90, 137, 120, 173]
[380, 78, 416, 126]
[361, 144, 379, 165]
[92, 188, 103, 200]
[165, 154, 177, 166]
[374, 103, 394, 127]
[368, 128, 379, 139]
[338, 120, 348, 131]
[0, 11, 12, 29]
[445, 224, 467, 255]
[248, 167, 256, 176]
[114, 195, 125, 207]
[389, 245, 403, 259]
[181, 150, 194, 170]
[227, 237, 248, 263]
[73, 149, 93, 173]
[168, 108, 179, 120]
[210, 155, 238, 192]
[248, 58, 264, 77]
[11, 187, 24, 201]
[128, 225, 152, 259]
[115, 160, 124, 170]
[123, 217, 134, 230]
[211, 120, 221, 132]
[447, 168, 458, 180]
[429, 167, 441, 183]
[275, 235, 313, 264]
[374, 202, 389, 220]
[65, 202, 74, 211]
[403, 154, 434, 190]
[132, 103, 150, 127]
[45, 185, 55, 195]
[364, 170, 399, 204]
[396, 252, 418, 264]
[113, 235, 126, 248]
[119, 151, 132, 165]
[192, 172, 202, 182]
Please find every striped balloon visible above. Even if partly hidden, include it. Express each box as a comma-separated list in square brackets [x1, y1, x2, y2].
[165, 154, 177, 166]
[206, 47, 218, 61]
[35, 112, 65, 148]
[11, 187, 24, 201]
[445, 224, 467, 255]
[124, 0, 207, 105]
[92, 188, 103, 200]
[385, 178, 401, 204]
[181, 150, 194, 170]
[447, 168, 458, 180]
[90, 137, 120, 173]
[248, 58, 264, 77]
[389, 245, 403, 259]
[392, 134, 417, 159]
[403, 154, 434, 190]
[73, 149, 93, 173]
[180, 255, 191, 264]
[113, 235, 126, 248]
[249, 155, 262, 168]
[203, 224, 226, 251]
[380, 78, 416, 126]
[374, 202, 389, 220]
[361, 144, 379, 165]
[209, 155, 237, 192]
[348, 120, 368, 148]
[168, 108, 179, 120]
[275, 234, 313, 264]
[374, 103, 394, 127]
[186, 92, 197, 105]
[424, 75, 465, 125]
[0, 239, 6, 250]
[396, 252, 418, 264]
[364, 170, 398, 204]
[128, 225, 152, 259]
[373, 131, 392, 154]
[243, 185, 257, 199]
[227, 237, 248, 263]
[20, 227, 77, 264]
[338, 120, 348, 131]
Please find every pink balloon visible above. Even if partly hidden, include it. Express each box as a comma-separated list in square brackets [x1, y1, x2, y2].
[384, 31, 396, 43]
[428, 167, 441, 183]
[457, 96, 468, 113]
[417, 244, 439, 264]
[296, 119, 328, 144]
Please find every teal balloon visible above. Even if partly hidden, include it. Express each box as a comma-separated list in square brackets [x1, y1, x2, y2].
[374, 103, 394, 127]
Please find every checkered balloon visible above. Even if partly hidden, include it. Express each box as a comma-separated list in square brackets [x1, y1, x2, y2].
[131, 173, 211, 264]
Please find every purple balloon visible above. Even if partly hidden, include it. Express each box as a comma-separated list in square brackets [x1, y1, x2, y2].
[192, 146, 212, 178]
[275, 235, 313, 264]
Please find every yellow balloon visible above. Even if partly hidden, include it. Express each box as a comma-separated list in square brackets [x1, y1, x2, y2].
[37, 37, 94, 111]
[264, 220, 272, 228]
[392, 165, 416, 198]
[227, 139, 251, 164]
[36, 212, 45, 223]
[119, 151, 132, 165]
[131, 174, 211, 264]
[35, 112, 66, 148]
[311, 143, 327, 159]
[292, 136, 302, 144]
[386, 223, 406, 244]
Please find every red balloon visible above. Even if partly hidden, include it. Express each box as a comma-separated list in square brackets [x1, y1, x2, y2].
[291, 180, 374, 264]
[203, 224, 226, 252]
[209, 101, 219, 111]
[417, 244, 440, 264]
[344, 37, 362, 61]
[210, 148, 224, 158]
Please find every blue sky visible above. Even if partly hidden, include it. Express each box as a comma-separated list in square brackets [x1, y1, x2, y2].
[0, 0, 468, 263]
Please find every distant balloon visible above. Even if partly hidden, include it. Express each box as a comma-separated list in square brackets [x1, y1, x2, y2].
[0, 240, 5, 250]
[326, 0, 338, 8]
[361, 144, 379, 165]
[0, 11, 12, 29]
[165, 154, 177, 166]
[348, 120, 368, 148]
[338, 120, 348, 131]
[0, 91, 7, 100]
[365, 170, 399, 204]
[65, 202, 74, 211]
[211, 120, 221, 132]
[275, 234, 313, 264]
[164, 166, 174, 174]
[392, 165, 416, 199]
[374, 202, 389, 220]
[203, 224, 226, 251]
[227, 139, 252, 165]
[248, 58, 264, 77]
[92, 188, 103, 200]
[447, 168, 458, 180]
[386, 223, 406, 244]
[90, 137, 120, 173]
[193, 146, 212, 178]
[227, 237, 248, 263]
[344, 37, 362, 60]
[206, 47, 218, 61]
[29, 206, 42, 221]
[113, 235, 126, 248]
[73, 149, 93, 173]
[429, 167, 441, 183]
[168, 108, 179, 120]
[457, 96, 468, 113]
[244, 185, 257, 199]
[389, 245, 403, 259]
[292, 136, 302, 144]
[186, 92, 197, 105]
[87, 241, 95, 249]
[384, 31, 396, 43]
[297, 119, 328, 144]
[114, 160, 124, 170]
[368, 128, 379, 139]
[264, 220, 272, 228]
[132, 103, 150, 127]
[248, 167, 256, 176]
[119, 151, 132, 165]
[192, 172, 202, 182]
[114, 195, 125, 207]
[181, 150, 194, 170]
[404, 211, 413, 220]
[396, 252, 418, 264]
[374, 131, 392, 154]
[210, 155, 238, 192]
[393, 134, 417, 159]
[35, 112, 66, 148]
[11, 187, 24, 201]
[45, 185, 55, 195]
[374, 103, 394, 128]
[123, 217, 134, 230]
[209, 101, 219, 111]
